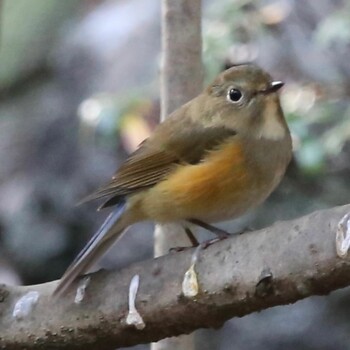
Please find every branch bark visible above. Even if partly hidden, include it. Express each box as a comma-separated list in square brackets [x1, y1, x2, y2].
[1, 204, 350, 349]
[159, 0, 202, 119]
[154, 1, 202, 347]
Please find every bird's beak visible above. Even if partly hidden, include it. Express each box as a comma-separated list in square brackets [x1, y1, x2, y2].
[269, 81, 284, 93]
[258, 81, 284, 95]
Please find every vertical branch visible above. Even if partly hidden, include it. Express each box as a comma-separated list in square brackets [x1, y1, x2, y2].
[160, 0, 203, 119]
[155, 0, 203, 254]
[153, 0, 203, 349]
[0, 0, 2, 47]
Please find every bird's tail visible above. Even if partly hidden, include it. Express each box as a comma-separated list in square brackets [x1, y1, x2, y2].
[53, 201, 128, 298]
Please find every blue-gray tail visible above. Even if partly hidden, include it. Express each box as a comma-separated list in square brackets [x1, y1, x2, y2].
[53, 201, 127, 298]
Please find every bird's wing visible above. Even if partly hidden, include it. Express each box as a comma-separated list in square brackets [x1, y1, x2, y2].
[84, 117, 237, 207]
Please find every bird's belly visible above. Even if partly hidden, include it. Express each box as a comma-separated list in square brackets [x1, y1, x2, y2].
[139, 141, 279, 223]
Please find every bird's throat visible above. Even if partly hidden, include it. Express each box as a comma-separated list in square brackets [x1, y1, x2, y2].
[259, 97, 286, 141]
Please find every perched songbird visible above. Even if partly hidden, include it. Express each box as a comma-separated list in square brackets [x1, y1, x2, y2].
[54, 64, 292, 297]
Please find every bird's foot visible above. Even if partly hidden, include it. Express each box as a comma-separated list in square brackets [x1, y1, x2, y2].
[200, 234, 229, 249]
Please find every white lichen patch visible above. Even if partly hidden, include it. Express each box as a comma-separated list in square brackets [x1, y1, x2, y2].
[182, 244, 202, 297]
[126, 274, 145, 330]
[13, 291, 40, 320]
[182, 264, 199, 297]
[74, 276, 91, 304]
[336, 213, 350, 258]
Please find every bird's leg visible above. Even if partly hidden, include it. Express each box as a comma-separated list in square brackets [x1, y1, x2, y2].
[187, 218, 236, 249]
[170, 219, 250, 253]
[184, 226, 200, 247]
[187, 218, 231, 239]
[169, 226, 199, 253]
[188, 219, 254, 248]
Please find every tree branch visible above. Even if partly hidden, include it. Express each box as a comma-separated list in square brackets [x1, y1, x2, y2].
[154, 1, 202, 348]
[1, 204, 350, 349]
[160, 0, 202, 119]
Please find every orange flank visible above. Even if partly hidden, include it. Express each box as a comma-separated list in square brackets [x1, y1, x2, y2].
[141, 139, 255, 222]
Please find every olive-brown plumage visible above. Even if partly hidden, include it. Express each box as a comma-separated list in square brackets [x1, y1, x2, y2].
[54, 64, 292, 297]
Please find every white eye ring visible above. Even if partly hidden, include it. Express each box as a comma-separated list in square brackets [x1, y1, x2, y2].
[227, 88, 243, 103]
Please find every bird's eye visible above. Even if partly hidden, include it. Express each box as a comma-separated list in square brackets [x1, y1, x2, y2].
[227, 88, 243, 103]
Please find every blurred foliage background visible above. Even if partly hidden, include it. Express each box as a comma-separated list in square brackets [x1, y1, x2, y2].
[0, 0, 350, 349]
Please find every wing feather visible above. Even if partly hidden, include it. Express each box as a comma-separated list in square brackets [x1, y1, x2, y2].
[83, 116, 237, 208]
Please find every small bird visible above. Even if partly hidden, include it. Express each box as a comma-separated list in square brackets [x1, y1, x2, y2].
[53, 64, 292, 297]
